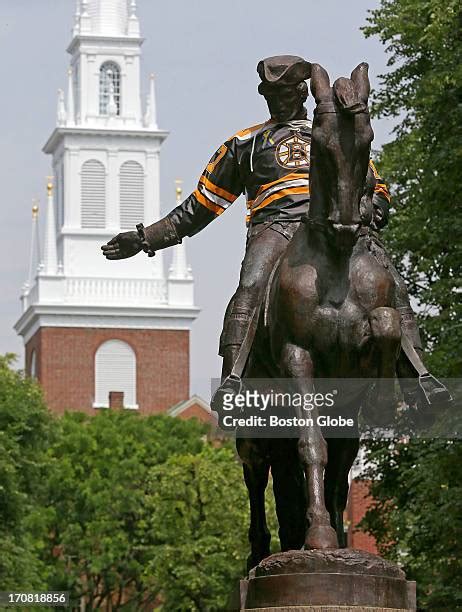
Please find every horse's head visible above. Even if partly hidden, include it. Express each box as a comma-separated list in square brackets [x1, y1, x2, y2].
[309, 63, 374, 236]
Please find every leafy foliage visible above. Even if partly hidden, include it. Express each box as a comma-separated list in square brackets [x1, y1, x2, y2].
[0, 355, 53, 590]
[44, 411, 207, 609]
[143, 446, 250, 611]
[359, 2, 462, 608]
[363, 0, 462, 376]
[361, 438, 462, 609]
[0, 354, 272, 610]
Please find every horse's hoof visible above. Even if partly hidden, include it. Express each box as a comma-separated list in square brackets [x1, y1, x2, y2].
[305, 524, 339, 549]
[246, 551, 269, 573]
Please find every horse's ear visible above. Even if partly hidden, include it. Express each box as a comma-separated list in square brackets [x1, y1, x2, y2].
[310, 64, 330, 103]
[350, 63, 370, 104]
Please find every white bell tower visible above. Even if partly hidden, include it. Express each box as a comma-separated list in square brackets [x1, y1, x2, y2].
[15, 1, 198, 415]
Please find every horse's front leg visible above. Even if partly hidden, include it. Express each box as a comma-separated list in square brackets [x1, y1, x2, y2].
[362, 307, 401, 425]
[236, 437, 271, 571]
[281, 343, 338, 550]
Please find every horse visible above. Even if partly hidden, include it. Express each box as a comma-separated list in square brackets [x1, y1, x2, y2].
[236, 62, 403, 571]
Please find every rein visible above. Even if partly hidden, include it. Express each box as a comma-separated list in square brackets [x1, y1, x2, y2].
[302, 216, 373, 241]
[314, 102, 369, 116]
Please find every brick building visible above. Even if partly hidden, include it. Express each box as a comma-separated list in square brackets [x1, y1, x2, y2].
[15, 0, 201, 416]
[344, 449, 378, 554]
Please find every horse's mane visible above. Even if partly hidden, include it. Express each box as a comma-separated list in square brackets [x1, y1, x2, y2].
[333, 77, 367, 115]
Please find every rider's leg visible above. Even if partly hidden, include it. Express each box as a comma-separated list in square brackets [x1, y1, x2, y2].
[219, 222, 299, 381]
[393, 268, 423, 355]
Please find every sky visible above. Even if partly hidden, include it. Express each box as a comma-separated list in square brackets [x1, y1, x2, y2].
[0, 0, 395, 400]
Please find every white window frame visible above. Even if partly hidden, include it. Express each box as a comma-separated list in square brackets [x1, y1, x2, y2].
[93, 340, 138, 409]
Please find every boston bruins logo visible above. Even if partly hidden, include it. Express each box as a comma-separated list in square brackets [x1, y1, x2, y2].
[276, 134, 310, 169]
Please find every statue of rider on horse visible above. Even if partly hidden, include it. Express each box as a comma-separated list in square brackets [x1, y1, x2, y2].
[101, 56, 450, 568]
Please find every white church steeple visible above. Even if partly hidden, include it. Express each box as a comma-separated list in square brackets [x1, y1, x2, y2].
[15, 0, 198, 415]
[17, 0, 197, 318]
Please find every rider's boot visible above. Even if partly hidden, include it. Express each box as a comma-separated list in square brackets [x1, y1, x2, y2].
[211, 309, 253, 416]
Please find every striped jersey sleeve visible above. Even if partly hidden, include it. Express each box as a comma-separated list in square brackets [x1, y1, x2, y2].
[369, 160, 391, 229]
[167, 141, 243, 239]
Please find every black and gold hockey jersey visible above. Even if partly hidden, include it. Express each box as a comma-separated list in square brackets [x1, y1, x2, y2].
[168, 119, 390, 239]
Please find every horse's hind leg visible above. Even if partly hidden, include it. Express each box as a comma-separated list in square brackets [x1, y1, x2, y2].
[270, 438, 306, 551]
[281, 343, 338, 550]
[324, 437, 360, 547]
[237, 438, 271, 571]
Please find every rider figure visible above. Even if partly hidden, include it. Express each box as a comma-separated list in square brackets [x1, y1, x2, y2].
[101, 55, 427, 403]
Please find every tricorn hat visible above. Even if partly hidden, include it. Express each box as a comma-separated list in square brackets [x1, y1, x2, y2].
[257, 55, 311, 93]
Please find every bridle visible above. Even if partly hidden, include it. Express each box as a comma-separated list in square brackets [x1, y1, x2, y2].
[314, 101, 369, 115]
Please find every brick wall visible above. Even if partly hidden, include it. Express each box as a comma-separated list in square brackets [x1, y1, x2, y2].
[345, 478, 378, 554]
[25, 327, 189, 415]
[176, 403, 215, 424]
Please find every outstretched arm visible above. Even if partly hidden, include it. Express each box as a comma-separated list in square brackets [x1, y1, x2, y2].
[101, 140, 242, 260]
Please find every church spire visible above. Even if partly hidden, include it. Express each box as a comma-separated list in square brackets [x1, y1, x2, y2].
[79, 0, 91, 34]
[127, 0, 140, 36]
[67, 68, 75, 126]
[144, 73, 158, 129]
[56, 89, 66, 126]
[23, 202, 41, 292]
[73, 0, 81, 36]
[169, 181, 192, 281]
[42, 180, 58, 276]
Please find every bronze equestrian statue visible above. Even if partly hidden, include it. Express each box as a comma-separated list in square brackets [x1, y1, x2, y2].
[235, 62, 403, 568]
[101, 56, 449, 569]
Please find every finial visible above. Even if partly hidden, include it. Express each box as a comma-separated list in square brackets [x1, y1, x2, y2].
[175, 179, 183, 202]
[32, 201, 39, 217]
[46, 176, 54, 195]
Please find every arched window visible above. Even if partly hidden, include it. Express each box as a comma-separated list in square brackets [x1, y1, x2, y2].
[99, 61, 121, 115]
[119, 161, 144, 229]
[81, 160, 106, 228]
[94, 340, 137, 409]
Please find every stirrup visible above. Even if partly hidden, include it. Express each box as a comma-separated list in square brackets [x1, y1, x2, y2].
[418, 373, 452, 406]
[210, 373, 244, 416]
[222, 373, 244, 395]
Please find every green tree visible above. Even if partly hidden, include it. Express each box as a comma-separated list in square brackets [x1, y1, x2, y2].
[143, 446, 256, 611]
[0, 354, 54, 590]
[363, 0, 461, 377]
[359, 1, 462, 608]
[44, 411, 207, 609]
[361, 437, 462, 609]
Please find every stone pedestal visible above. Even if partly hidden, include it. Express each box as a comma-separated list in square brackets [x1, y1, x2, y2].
[231, 549, 416, 611]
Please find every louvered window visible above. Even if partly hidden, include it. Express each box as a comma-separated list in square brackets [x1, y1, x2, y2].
[94, 340, 137, 409]
[81, 160, 106, 228]
[120, 161, 144, 229]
